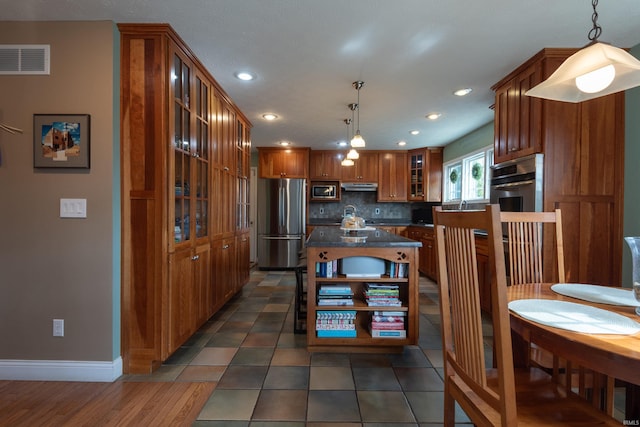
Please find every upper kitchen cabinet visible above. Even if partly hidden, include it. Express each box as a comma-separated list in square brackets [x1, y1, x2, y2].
[408, 148, 443, 202]
[492, 57, 545, 163]
[309, 150, 343, 180]
[258, 147, 310, 179]
[341, 151, 379, 182]
[378, 151, 408, 202]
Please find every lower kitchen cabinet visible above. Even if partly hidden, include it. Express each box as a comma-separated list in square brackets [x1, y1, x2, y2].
[407, 226, 437, 280]
[212, 237, 237, 305]
[168, 243, 211, 355]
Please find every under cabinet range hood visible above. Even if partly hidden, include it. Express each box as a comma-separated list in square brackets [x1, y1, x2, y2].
[341, 182, 378, 192]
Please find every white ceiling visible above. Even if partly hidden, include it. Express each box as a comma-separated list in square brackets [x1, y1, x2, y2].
[3, 0, 640, 151]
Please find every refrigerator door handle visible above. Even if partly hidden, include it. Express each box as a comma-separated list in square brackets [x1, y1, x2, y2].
[260, 236, 302, 240]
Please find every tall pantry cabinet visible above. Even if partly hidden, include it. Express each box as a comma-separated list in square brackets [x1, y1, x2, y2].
[492, 48, 625, 286]
[119, 24, 252, 374]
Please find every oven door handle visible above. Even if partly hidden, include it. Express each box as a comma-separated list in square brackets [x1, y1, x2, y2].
[491, 179, 535, 189]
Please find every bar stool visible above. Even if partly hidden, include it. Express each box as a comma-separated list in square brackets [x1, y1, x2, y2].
[293, 251, 307, 334]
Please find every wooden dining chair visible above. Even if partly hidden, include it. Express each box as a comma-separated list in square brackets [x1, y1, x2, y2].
[433, 205, 618, 426]
[500, 209, 614, 413]
[500, 210, 565, 286]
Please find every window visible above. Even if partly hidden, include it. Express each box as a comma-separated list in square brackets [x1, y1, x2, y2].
[443, 146, 493, 204]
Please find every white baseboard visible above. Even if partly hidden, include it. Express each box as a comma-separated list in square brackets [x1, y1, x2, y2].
[0, 357, 122, 382]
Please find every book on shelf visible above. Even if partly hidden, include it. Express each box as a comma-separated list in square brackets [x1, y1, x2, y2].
[318, 284, 353, 295]
[317, 329, 357, 338]
[315, 322, 356, 330]
[370, 321, 405, 330]
[372, 312, 406, 323]
[316, 310, 356, 319]
[315, 260, 339, 278]
[318, 297, 354, 306]
[370, 328, 406, 338]
[384, 261, 408, 278]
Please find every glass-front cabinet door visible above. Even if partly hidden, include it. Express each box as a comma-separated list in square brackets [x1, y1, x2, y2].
[409, 150, 424, 201]
[171, 48, 210, 247]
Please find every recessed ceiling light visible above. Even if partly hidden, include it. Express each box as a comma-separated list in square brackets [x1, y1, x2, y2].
[278, 141, 290, 146]
[426, 113, 441, 120]
[234, 71, 255, 81]
[409, 130, 420, 135]
[397, 141, 407, 146]
[337, 141, 348, 147]
[262, 113, 278, 121]
[453, 88, 473, 96]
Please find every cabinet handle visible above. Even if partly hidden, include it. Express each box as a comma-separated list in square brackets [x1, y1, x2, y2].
[510, 147, 517, 152]
[191, 255, 199, 261]
[224, 166, 230, 172]
[192, 152, 199, 158]
[223, 244, 230, 249]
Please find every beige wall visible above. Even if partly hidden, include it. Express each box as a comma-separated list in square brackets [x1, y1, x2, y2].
[0, 21, 117, 364]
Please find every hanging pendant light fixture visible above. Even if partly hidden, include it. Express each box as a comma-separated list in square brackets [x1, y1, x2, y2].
[341, 118, 354, 166]
[350, 81, 366, 147]
[525, 0, 640, 103]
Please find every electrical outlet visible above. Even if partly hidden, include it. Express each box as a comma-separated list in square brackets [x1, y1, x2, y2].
[374, 208, 380, 215]
[319, 208, 325, 214]
[53, 319, 64, 337]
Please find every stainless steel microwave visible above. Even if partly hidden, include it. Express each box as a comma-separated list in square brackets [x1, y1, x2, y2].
[311, 183, 338, 200]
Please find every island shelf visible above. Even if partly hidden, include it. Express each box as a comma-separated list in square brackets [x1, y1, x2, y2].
[305, 227, 421, 353]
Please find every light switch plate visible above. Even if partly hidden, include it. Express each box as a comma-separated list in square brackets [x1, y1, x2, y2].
[60, 198, 87, 218]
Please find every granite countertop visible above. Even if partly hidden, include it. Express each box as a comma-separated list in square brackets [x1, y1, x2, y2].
[308, 218, 413, 227]
[306, 226, 422, 248]
[308, 219, 426, 227]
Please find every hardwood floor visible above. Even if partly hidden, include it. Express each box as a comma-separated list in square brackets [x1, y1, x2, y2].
[0, 380, 215, 426]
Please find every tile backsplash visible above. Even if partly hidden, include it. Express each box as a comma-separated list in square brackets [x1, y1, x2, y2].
[309, 192, 439, 222]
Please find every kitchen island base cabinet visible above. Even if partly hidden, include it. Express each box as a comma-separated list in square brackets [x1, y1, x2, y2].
[305, 228, 420, 353]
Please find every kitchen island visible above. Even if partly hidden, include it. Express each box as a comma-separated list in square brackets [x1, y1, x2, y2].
[305, 226, 422, 352]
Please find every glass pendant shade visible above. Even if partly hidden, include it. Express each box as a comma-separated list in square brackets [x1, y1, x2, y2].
[347, 148, 359, 160]
[341, 158, 354, 167]
[350, 132, 366, 148]
[525, 42, 640, 103]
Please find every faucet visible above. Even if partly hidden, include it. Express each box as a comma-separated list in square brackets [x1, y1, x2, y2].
[459, 200, 468, 210]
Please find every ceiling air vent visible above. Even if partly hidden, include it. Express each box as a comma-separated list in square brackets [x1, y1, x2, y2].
[0, 45, 50, 75]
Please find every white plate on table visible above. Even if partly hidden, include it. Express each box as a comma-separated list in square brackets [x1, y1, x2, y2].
[508, 299, 640, 335]
[551, 283, 640, 307]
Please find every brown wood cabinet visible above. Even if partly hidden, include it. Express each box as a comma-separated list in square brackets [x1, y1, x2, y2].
[258, 147, 309, 178]
[341, 151, 379, 182]
[407, 226, 437, 280]
[119, 24, 251, 374]
[408, 148, 443, 202]
[309, 150, 344, 180]
[493, 62, 543, 163]
[378, 152, 408, 202]
[492, 47, 625, 287]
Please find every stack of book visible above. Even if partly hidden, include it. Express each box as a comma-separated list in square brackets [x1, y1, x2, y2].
[369, 311, 406, 338]
[385, 261, 407, 278]
[318, 284, 354, 306]
[315, 260, 339, 278]
[316, 310, 356, 338]
[363, 283, 401, 307]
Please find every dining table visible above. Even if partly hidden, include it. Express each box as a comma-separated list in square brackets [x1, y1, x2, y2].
[506, 282, 640, 422]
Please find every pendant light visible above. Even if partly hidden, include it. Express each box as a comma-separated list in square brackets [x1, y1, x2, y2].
[350, 81, 366, 147]
[525, 0, 640, 103]
[341, 118, 354, 166]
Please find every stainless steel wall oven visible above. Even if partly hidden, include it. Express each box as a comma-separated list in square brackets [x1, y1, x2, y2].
[490, 153, 544, 215]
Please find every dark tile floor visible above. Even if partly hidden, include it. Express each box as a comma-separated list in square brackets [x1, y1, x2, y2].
[121, 268, 626, 425]
[122, 269, 470, 426]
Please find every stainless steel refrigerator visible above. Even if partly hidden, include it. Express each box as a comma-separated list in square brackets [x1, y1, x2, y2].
[257, 178, 306, 269]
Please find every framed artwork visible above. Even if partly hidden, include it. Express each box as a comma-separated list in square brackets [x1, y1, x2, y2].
[33, 114, 90, 168]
